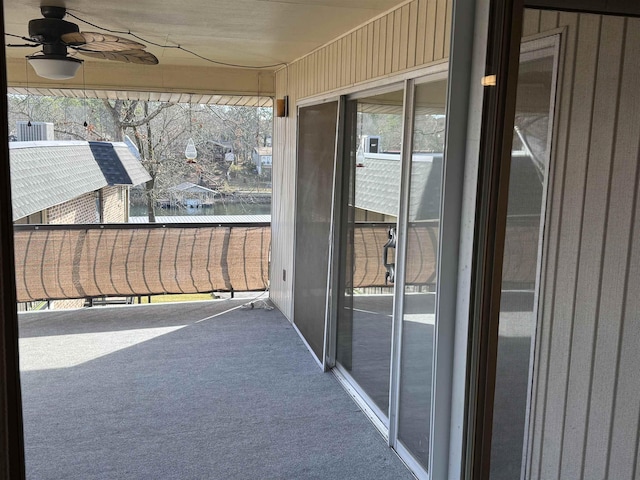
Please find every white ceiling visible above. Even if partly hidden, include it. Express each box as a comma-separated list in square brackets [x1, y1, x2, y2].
[3, 0, 406, 69]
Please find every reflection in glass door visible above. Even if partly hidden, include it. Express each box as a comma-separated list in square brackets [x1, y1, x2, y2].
[336, 88, 405, 418]
[396, 79, 448, 470]
[489, 37, 558, 479]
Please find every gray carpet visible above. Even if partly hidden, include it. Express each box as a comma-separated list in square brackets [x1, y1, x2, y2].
[19, 300, 413, 480]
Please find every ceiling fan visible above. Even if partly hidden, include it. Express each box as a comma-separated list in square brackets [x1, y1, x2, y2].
[9, 5, 159, 80]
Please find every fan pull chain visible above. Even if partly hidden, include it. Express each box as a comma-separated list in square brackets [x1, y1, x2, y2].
[25, 60, 32, 127]
[82, 64, 88, 128]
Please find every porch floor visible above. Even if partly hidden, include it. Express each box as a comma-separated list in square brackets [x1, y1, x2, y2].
[18, 299, 412, 480]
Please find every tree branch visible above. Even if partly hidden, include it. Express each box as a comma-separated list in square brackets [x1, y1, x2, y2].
[122, 103, 174, 128]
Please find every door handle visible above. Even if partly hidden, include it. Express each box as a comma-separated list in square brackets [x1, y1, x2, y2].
[383, 227, 397, 284]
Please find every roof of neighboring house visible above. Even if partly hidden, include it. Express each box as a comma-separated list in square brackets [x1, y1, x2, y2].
[89, 142, 151, 186]
[168, 182, 217, 194]
[355, 153, 442, 221]
[253, 147, 272, 156]
[10, 141, 151, 221]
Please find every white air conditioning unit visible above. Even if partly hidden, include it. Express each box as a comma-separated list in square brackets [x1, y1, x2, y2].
[16, 121, 54, 142]
[361, 135, 381, 154]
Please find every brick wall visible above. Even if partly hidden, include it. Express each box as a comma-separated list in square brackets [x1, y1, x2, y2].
[102, 186, 127, 223]
[46, 187, 128, 224]
[47, 192, 99, 224]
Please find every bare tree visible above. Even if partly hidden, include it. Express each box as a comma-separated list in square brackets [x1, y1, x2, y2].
[101, 100, 177, 221]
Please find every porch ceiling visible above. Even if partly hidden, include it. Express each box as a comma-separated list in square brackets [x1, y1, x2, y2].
[3, 0, 406, 98]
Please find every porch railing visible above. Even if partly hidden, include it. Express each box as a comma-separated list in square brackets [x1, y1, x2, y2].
[13, 222, 271, 303]
[13, 215, 538, 303]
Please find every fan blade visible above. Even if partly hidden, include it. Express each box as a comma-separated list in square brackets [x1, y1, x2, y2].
[77, 49, 159, 65]
[72, 42, 148, 53]
[61, 32, 146, 50]
[7, 44, 40, 48]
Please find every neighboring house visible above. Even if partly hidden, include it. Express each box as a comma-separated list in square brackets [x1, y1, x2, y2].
[209, 140, 235, 163]
[252, 147, 272, 176]
[168, 182, 217, 208]
[11, 140, 151, 225]
[11, 140, 151, 309]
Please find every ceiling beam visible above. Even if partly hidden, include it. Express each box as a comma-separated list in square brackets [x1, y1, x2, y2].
[7, 58, 275, 98]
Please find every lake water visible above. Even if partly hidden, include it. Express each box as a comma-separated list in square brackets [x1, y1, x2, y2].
[130, 202, 271, 217]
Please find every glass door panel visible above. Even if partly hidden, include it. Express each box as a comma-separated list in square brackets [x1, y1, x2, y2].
[489, 38, 558, 479]
[397, 79, 447, 469]
[336, 88, 404, 417]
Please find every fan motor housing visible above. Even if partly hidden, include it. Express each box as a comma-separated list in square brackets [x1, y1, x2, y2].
[28, 18, 79, 44]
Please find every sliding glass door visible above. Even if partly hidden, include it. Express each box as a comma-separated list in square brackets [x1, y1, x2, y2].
[332, 75, 448, 477]
[336, 87, 405, 419]
[395, 78, 447, 469]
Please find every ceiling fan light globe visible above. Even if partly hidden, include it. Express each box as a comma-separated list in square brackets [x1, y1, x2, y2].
[27, 56, 82, 80]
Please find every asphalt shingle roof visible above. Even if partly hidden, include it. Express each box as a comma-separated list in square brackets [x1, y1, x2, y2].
[355, 153, 442, 221]
[89, 142, 151, 186]
[10, 141, 151, 221]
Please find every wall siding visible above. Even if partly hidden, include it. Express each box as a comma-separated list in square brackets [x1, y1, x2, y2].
[271, 0, 451, 318]
[528, 11, 640, 480]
